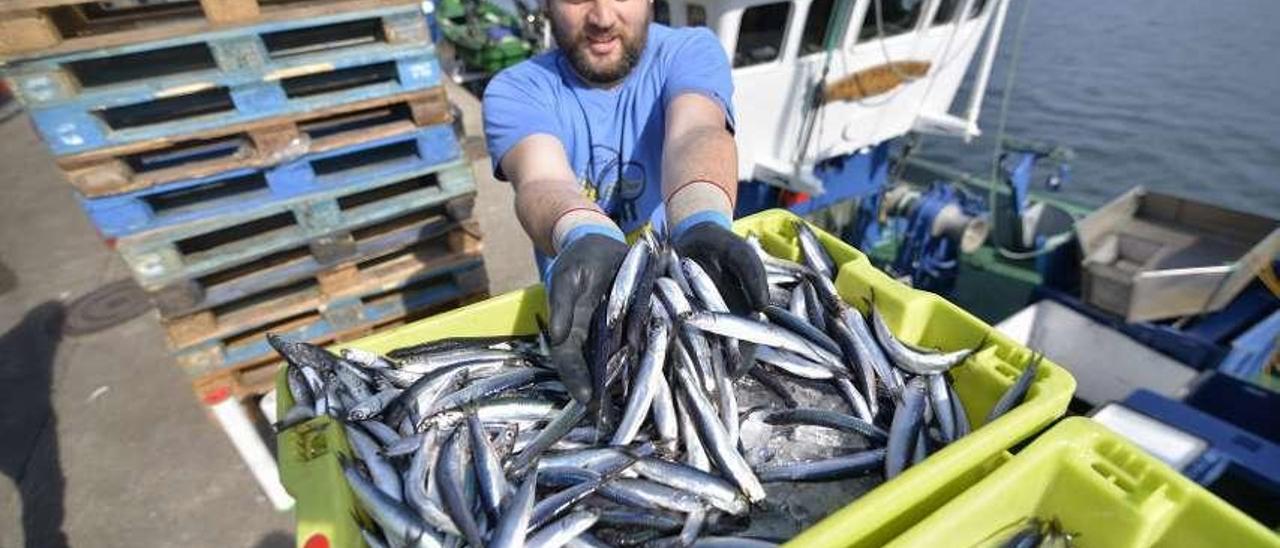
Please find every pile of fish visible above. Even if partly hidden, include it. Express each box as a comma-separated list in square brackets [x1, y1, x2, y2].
[272, 220, 1041, 548]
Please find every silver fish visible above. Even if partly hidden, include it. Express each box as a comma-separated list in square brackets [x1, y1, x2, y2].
[528, 510, 599, 548]
[345, 424, 402, 502]
[489, 468, 538, 548]
[607, 238, 652, 329]
[612, 319, 671, 445]
[682, 311, 842, 367]
[674, 358, 766, 502]
[871, 306, 975, 375]
[341, 457, 441, 548]
[986, 352, 1041, 423]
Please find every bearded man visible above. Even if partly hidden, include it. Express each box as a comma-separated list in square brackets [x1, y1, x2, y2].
[482, 1, 766, 403]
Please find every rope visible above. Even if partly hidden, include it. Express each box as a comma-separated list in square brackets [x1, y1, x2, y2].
[988, 0, 1033, 250]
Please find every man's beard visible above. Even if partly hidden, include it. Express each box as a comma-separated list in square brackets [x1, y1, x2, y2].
[553, 18, 648, 85]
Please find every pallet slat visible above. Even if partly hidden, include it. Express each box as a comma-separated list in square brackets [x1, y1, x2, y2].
[175, 263, 490, 376]
[56, 87, 450, 196]
[23, 50, 440, 155]
[164, 219, 482, 349]
[151, 200, 472, 318]
[0, 0, 422, 59]
[113, 159, 474, 291]
[80, 123, 459, 237]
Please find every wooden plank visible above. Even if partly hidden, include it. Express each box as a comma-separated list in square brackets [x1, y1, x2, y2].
[0, 9, 60, 53]
[200, 0, 258, 23]
[163, 235, 484, 349]
[0, 0, 421, 59]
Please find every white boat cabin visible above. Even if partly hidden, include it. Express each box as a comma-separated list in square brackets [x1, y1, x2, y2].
[655, 0, 1007, 191]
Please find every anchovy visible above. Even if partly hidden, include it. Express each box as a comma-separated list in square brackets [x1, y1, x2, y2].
[753, 346, 842, 380]
[833, 377, 875, 424]
[682, 312, 842, 367]
[650, 373, 680, 452]
[710, 347, 739, 450]
[361, 420, 403, 446]
[268, 334, 344, 373]
[608, 238, 652, 329]
[342, 347, 394, 369]
[825, 312, 880, 418]
[398, 348, 528, 375]
[986, 352, 1041, 423]
[527, 510, 599, 548]
[885, 377, 928, 479]
[787, 283, 807, 320]
[681, 259, 745, 376]
[613, 319, 671, 446]
[427, 368, 556, 417]
[949, 380, 970, 438]
[655, 278, 716, 390]
[286, 363, 315, 410]
[348, 387, 403, 421]
[793, 221, 835, 279]
[801, 281, 826, 331]
[926, 373, 956, 443]
[340, 456, 442, 548]
[435, 426, 484, 547]
[467, 410, 511, 519]
[508, 350, 631, 476]
[387, 335, 533, 360]
[595, 508, 684, 531]
[345, 424, 402, 502]
[755, 448, 886, 482]
[762, 305, 841, 355]
[870, 307, 975, 375]
[489, 468, 538, 548]
[404, 427, 460, 536]
[757, 407, 888, 442]
[529, 456, 638, 531]
[631, 457, 749, 515]
[674, 358, 766, 502]
[747, 367, 799, 408]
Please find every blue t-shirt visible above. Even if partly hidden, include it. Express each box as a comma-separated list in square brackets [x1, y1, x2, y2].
[482, 24, 736, 235]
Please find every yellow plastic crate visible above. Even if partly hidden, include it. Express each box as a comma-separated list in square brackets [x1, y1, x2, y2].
[276, 209, 1076, 548]
[886, 417, 1280, 547]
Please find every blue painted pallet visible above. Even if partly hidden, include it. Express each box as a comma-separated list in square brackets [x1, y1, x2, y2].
[113, 159, 474, 291]
[8, 5, 440, 155]
[174, 258, 488, 376]
[80, 123, 457, 237]
[150, 200, 474, 319]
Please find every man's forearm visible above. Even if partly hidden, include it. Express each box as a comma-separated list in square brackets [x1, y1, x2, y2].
[515, 180, 617, 256]
[662, 124, 737, 229]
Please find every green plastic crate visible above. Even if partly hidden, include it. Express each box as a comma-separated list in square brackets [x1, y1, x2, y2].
[885, 417, 1280, 547]
[275, 209, 1076, 548]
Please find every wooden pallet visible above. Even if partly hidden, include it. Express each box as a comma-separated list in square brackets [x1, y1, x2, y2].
[151, 198, 472, 318]
[112, 160, 474, 291]
[175, 261, 489, 377]
[0, 0, 423, 58]
[188, 289, 487, 400]
[80, 123, 459, 237]
[56, 82, 450, 198]
[164, 218, 482, 349]
[22, 46, 440, 156]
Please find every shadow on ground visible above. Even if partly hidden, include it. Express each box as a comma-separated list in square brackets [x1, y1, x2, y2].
[252, 530, 294, 548]
[0, 302, 68, 548]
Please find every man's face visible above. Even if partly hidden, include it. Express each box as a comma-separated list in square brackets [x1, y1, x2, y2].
[549, 0, 651, 85]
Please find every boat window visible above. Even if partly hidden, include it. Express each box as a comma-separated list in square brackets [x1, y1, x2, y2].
[857, 0, 924, 42]
[687, 3, 707, 26]
[968, 0, 988, 18]
[800, 0, 838, 56]
[734, 2, 791, 67]
[655, 0, 671, 24]
[932, 0, 961, 25]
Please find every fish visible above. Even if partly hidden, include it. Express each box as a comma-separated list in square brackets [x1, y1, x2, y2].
[270, 219, 1043, 548]
[986, 352, 1041, 423]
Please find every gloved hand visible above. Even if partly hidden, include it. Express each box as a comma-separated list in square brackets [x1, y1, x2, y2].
[547, 233, 629, 404]
[674, 216, 768, 314]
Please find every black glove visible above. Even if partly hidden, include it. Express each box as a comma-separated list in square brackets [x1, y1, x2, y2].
[547, 233, 630, 404]
[675, 221, 768, 314]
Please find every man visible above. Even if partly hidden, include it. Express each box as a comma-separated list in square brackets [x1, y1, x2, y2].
[482, 0, 766, 404]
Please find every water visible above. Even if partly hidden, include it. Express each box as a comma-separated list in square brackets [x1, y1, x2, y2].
[918, 0, 1280, 217]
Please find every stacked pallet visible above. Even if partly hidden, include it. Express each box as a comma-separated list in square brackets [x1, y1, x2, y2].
[0, 0, 488, 404]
